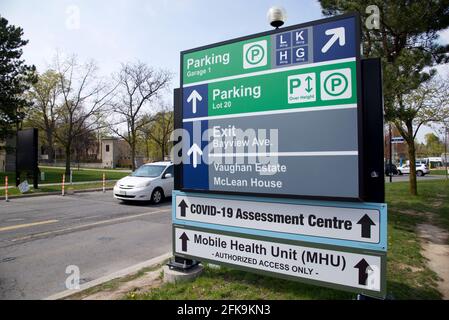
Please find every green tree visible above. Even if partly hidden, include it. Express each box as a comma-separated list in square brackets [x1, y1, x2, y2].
[54, 55, 115, 175]
[110, 62, 171, 170]
[0, 15, 36, 145]
[27, 70, 61, 161]
[139, 106, 174, 161]
[319, 0, 449, 195]
[424, 133, 445, 156]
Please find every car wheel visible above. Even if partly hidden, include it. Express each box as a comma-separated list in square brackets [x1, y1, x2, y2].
[398, 170, 402, 175]
[416, 170, 424, 177]
[151, 188, 164, 204]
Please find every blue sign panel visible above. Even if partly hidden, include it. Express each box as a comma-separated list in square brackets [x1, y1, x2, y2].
[313, 17, 357, 63]
[182, 120, 209, 190]
[274, 27, 310, 67]
[292, 29, 308, 46]
[292, 46, 308, 63]
[276, 48, 292, 65]
[183, 84, 208, 119]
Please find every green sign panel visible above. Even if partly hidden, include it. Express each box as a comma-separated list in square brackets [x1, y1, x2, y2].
[183, 36, 272, 84]
[207, 60, 356, 117]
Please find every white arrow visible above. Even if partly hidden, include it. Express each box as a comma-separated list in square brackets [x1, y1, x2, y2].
[187, 90, 202, 114]
[187, 143, 203, 168]
[321, 27, 345, 53]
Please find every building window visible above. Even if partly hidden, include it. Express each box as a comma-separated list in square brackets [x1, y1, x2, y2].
[106, 145, 110, 152]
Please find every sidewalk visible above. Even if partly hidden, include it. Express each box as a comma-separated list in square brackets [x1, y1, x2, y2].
[0, 179, 118, 190]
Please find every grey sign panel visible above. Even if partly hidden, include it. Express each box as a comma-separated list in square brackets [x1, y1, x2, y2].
[174, 226, 387, 298]
[209, 155, 358, 198]
[208, 107, 358, 153]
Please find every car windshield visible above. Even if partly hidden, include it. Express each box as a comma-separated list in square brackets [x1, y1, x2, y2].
[131, 165, 165, 178]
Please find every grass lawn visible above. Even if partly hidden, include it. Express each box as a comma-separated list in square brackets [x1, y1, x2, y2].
[0, 181, 116, 197]
[0, 167, 129, 186]
[430, 169, 449, 176]
[125, 180, 448, 300]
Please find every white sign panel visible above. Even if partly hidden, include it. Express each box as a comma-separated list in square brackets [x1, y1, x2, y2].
[175, 195, 380, 243]
[174, 227, 384, 294]
[18, 181, 30, 193]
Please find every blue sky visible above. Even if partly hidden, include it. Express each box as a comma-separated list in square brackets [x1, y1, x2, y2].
[2, 0, 448, 142]
[1, 0, 323, 79]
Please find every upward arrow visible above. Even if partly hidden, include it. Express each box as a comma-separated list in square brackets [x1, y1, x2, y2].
[354, 259, 372, 286]
[179, 232, 190, 252]
[178, 199, 188, 217]
[187, 143, 203, 168]
[321, 27, 346, 53]
[305, 75, 313, 93]
[357, 214, 376, 239]
[187, 90, 202, 114]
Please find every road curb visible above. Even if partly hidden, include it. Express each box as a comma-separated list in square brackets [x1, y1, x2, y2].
[0, 187, 114, 201]
[44, 252, 172, 300]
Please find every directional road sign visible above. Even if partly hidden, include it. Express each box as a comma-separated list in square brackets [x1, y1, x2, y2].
[180, 13, 362, 200]
[173, 191, 387, 251]
[174, 226, 386, 298]
[174, 13, 387, 299]
[391, 137, 405, 144]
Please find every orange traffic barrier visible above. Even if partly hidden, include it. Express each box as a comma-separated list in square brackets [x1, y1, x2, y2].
[5, 176, 9, 202]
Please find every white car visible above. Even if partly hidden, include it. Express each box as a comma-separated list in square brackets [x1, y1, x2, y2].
[397, 163, 430, 176]
[113, 161, 174, 204]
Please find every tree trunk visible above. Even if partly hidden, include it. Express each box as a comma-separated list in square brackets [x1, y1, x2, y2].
[46, 130, 55, 163]
[131, 140, 136, 171]
[145, 139, 150, 160]
[65, 142, 71, 176]
[407, 125, 418, 195]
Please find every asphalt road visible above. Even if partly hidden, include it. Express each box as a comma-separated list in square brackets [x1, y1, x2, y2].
[387, 174, 447, 183]
[0, 191, 172, 300]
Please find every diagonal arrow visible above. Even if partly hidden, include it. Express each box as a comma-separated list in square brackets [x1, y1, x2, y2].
[187, 143, 203, 168]
[305, 75, 313, 93]
[179, 232, 190, 252]
[321, 27, 346, 53]
[178, 199, 188, 217]
[357, 214, 376, 239]
[187, 90, 202, 114]
[354, 258, 372, 285]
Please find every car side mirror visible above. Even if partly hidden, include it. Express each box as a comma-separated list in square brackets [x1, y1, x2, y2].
[164, 173, 173, 179]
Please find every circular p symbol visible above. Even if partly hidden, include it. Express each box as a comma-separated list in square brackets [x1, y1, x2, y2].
[246, 44, 265, 65]
[324, 72, 348, 96]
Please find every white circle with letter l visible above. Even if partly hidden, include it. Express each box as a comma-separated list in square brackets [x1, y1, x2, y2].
[320, 68, 352, 100]
[243, 40, 268, 69]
